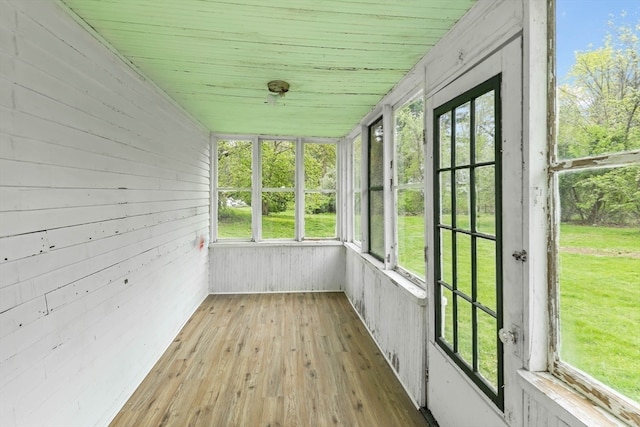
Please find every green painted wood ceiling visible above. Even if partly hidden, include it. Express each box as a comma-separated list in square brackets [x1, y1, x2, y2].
[61, 0, 476, 138]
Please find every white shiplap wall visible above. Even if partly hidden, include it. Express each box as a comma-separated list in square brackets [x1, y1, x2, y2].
[0, 1, 210, 426]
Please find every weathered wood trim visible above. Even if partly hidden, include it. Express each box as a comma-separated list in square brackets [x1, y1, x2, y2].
[382, 104, 395, 269]
[549, 150, 640, 173]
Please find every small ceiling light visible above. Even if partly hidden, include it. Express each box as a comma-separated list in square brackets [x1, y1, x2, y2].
[267, 80, 290, 97]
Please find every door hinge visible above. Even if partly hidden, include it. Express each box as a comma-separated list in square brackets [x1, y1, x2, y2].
[512, 250, 527, 262]
[424, 246, 428, 262]
[386, 253, 391, 263]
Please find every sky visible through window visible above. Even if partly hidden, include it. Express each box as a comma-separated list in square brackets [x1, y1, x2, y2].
[556, 0, 639, 79]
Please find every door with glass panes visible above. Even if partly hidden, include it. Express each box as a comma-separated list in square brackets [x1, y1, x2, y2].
[426, 39, 523, 422]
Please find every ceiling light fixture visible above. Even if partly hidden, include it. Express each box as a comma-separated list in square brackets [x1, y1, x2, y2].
[267, 80, 290, 97]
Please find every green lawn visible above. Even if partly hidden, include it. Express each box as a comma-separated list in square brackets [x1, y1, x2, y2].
[219, 208, 639, 402]
[558, 224, 640, 402]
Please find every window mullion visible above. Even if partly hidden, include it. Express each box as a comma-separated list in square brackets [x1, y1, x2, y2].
[361, 125, 370, 252]
[296, 138, 304, 241]
[252, 136, 261, 241]
[383, 104, 395, 268]
[210, 134, 218, 243]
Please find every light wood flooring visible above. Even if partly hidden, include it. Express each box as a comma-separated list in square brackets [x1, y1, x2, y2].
[110, 292, 430, 427]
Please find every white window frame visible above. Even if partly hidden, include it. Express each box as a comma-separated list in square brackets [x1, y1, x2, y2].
[392, 90, 426, 285]
[547, 0, 640, 421]
[303, 140, 339, 241]
[211, 134, 339, 243]
[350, 133, 363, 245]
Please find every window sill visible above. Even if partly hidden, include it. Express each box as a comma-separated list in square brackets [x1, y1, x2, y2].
[210, 239, 344, 249]
[517, 370, 626, 427]
[344, 242, 427, 306]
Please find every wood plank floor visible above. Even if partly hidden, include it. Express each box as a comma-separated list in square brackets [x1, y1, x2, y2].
[110, 292, 430, 427]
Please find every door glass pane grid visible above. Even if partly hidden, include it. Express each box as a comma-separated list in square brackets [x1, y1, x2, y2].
[434, 75, 502, 407]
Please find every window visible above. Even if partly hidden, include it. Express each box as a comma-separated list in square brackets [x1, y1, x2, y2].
[434, 76, 503, 407]
[304, 143, 337, 239]
[550, 0, 640, 418]
[353, 134, 362, 244]
[368, 117, 385, 260]
[261, 139, 296, 239]
[394, 95, 425, 280]
[216, 139, 253, 240]
[214, 137, 339, 242]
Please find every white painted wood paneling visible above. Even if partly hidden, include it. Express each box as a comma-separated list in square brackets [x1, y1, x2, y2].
[210, 243, 344, 294]
[0, 1, 210, 426]
[344, 245, 426, 408]
[428, 344, 508, 427]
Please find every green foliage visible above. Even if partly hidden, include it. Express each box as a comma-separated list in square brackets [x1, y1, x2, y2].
[396, 98, 424, 185]
[304, 143, 337, 215]
[262, 140, 296, 215]
[560, 166, 640, 225]
[398, 189, 424, 216]
[557, 19, 640, 226]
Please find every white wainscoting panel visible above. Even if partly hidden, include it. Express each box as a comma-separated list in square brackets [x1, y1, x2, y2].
[0, 1, 210, 425]
[210, 243, 345, 293]
[344, 245, 427, 408]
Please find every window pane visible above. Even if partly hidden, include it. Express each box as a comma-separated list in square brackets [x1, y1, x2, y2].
[456, 233, 472, 297]
[369, 117, 384, 259]
[457, 298, 473, 365]
[369, 190, 384, 259]
[556, 8, 640, 161]
[439, 171, 452, 226]
[262, 140, 295, 188]
[305, 144, 336, 190]
[305, 193, 336, 239]
[396, 97, 424, 185]
[218, 191, 252, 239]
[476, 237, 496, 313]
[455, 102, 471, 166]
[218, 140, 252, 188]
[354, 191, 361, 243]
[474, 91, 495, 164]
[455, 169, 471, 230]
[478, 309, 498, 391]
[558, 166, 640, 402]
[369, 119, 384, 188]
[441, 287, 454, 346]
[475, 166, 495, 235]
[440, 229, 453, 286]
[439, 112, 452, 169]
[353, 135, 362, 191]
[304, 143, 336, 240]
[262, 192, 295, 239]
[397, 189, 425, 279]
